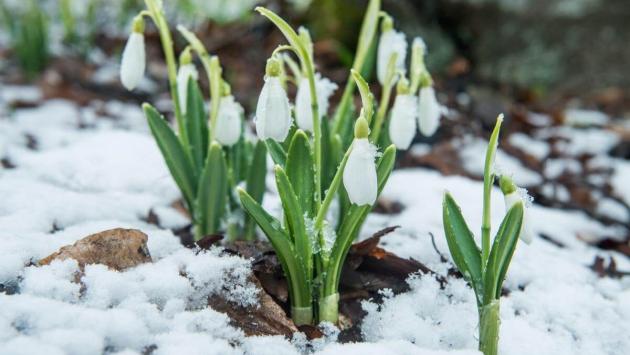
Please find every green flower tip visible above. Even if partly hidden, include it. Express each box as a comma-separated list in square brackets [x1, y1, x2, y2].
[179, 47, 193, 66]
[132, 15, 145, 33]
[266, 57, 282, 77]
[396, 76, 410, 95]
[499, 175, 517, 195]
[380, 13, 393, 32]
[354, 115, 370, 139]
[221, 81, 231, 97]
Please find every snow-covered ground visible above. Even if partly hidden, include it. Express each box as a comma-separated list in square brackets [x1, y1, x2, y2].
[0, 86, 629, 354]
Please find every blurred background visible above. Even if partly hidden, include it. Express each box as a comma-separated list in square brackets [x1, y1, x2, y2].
[1, 0, 629, 249]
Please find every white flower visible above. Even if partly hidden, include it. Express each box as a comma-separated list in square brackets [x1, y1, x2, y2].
[418, 86, 441, 136]
[343, 138, 378, 206]
[388, 94, 418, 149]
[215, 95, 243, 146]
[295, 74, 338, 131]
[120, 32, 146, 91]
[504, 188, 533, 244]
[377, 29, 407, 85]
[176, 63, 199, 114]
[255, 76, 292, 141]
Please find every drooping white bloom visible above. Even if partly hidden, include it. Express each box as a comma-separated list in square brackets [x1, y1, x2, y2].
[388, 94, 418, 149]
[176, 63, 199, 114]
[255, 76, 292, 141]
[343, 138, 378, 206]
[377, 29, 407, 85]
[418, 86, 441, 136]
[295, 74, 338, 131]
[120, 32, 146, 91]
[504, 188, 534, 244]
[215, 95, 243, 146]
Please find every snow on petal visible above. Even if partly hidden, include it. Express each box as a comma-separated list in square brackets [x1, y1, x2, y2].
[377, 30, 407, 85]
[504, 189, 534, 244]
[295, 74, 338, 132]
[388, 94, 418, 149]
[255, 77, 292, 142]
[120, 32, 146, 91]
[215, 95, 243, 146]
[418, 86, 441, 136]
[343, 138, 378, 206]
[176, 64, 199, 115]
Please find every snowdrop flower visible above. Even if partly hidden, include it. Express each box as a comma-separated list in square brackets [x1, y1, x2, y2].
[343, 116, 377, 206]
[214, 95, 243, 146]
[295, 74, 338, 131]
[255, 58, 292, 142]
[418, 86, 441, 136]
[377, 16, 407, 85]
[500, 175, 533, 244]
[389, 78, 417, 149]
[120, 16, 146, 91]
[176, 48, 199, 114]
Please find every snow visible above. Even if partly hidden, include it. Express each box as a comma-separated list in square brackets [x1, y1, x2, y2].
[0, 90, 629, 354]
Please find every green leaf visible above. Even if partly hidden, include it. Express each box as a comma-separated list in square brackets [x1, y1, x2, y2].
[286, 131, 315, 217]
[185, 78, 209, 174]
[325, 144, 396, 294]
[244, 141, 268, 241]
[265, 139, 287, 167]
[442, 193, 483, 299]
[353, 0, 381, 73]
[484, 202, 524, 300]
[274, 166, 312, 280]
[195, 142, 228, 238]
[144, 104, 197, 210]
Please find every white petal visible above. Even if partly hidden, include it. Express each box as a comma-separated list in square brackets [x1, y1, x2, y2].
[377, 30, 407, 85]
[343, 138, 378, 206]
[215, 96, 243, 146]
[177, 64, 199, 114]
[120, 33, 146, 91]
[255, 77, 292, 141]
[503, 191, 532, 244]
[418, 86, 441, 136]
[388, 94, 418, 149]
[295, 75, 338, 132]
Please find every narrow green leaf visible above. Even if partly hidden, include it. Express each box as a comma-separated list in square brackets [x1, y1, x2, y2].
[185, 78, 209, 173]
[144, 104, 197, 210]
[274, 166, 312, 280]
[485, 202, 524, 300]
[286, 131, 315, 217]
[244, 141, 268, 240]
[195, 142, 228, 238]
[442, 193, 483, 298]
[265, 139, 287, 167]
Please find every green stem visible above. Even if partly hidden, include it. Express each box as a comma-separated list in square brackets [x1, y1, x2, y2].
[479, 300, 500, 355]
[292, 306, 314, 326]
[318, 293, 339, 323]
[314, 139, 352, 231]
[481, 116, 503, 266]
[144, 0, 187, 146]
[370, 79, 393, 142]
[332, 78, 357, 134]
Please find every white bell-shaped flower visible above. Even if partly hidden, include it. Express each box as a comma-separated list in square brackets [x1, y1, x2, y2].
[215, 95, 243, 146]
[343, 138, 378, 206]
[176, 63, 198, 114]
[389, 94, 418, 149]
[295, 74, 338, 132]
[377, 29, 407, 85]
[120, 32, 146, 91]
[501, 176, 533, 244]
[418, 86, 441, 136]
[255, 76, 292, 141]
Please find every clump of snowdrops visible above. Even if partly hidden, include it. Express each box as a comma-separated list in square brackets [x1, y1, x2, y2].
[442, 114, 532, 355]
[120, 0, 447, 325]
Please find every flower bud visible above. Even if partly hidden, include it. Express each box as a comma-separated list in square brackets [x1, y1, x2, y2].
[389, 93, 418, 150]
[255, 60, 292, 141]
[377, 17, 407, 85]
[500, 175, 533, 244]
[120, 16, 146, 91]
[176, 48, 198, 115]
[295, 74, 338, 132]
[418, 86, 441, 136]
[343, 138, 377, 206]
[215, 95, 243, 146]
